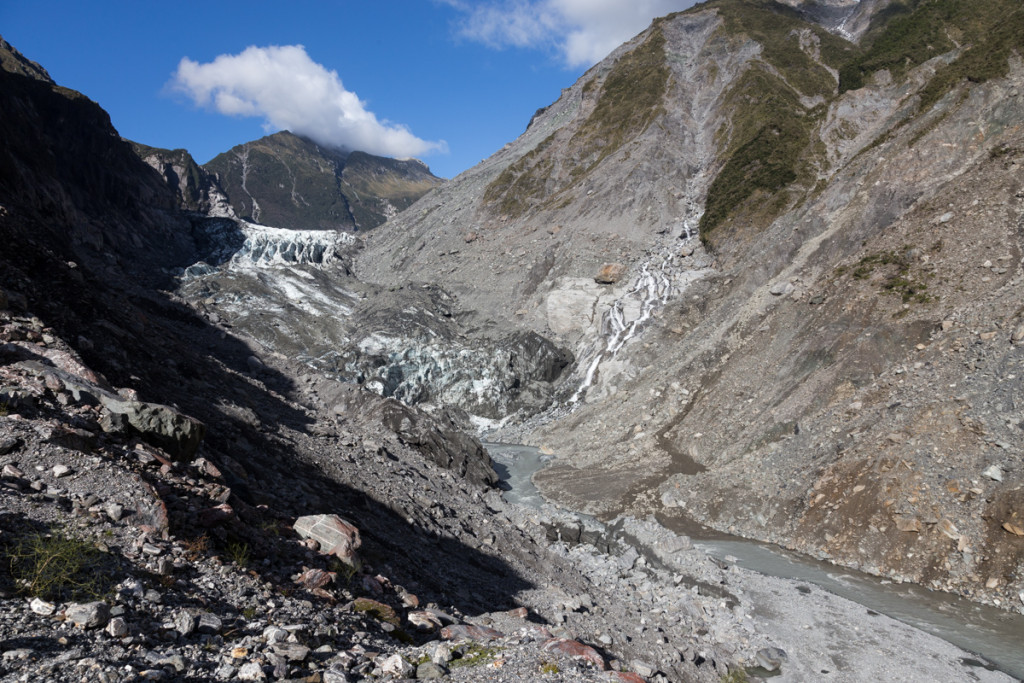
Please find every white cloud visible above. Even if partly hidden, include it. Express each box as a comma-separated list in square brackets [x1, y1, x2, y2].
[170, 45, 447, 159]
[450, 0, 696, 67]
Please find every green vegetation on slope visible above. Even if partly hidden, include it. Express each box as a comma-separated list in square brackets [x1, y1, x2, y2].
[568, 27, 670, 171]
[699, 0, 852, 237]
[484, 0, 1024, 238]
[714, 0, 853, 98]
[483, 27, 669, 218]
[700, 67, 817, 238]
[916, 2, 1024, 113]
[700, 0, 1024, 240]
[839, 0, 1024, 98]
[481, 134, 556, 218]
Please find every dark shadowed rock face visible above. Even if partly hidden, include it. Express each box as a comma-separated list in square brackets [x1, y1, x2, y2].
[325, 382, 498, 487]
[0, 48, 196, 287]
[132, 143, 233, 216]
[203, 131, 442, 231]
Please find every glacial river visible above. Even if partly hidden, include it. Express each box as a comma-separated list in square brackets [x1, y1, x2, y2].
[485, 443, 1024, 681]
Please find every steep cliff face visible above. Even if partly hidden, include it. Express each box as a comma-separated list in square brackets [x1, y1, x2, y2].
[203, 131, 442, 231]
[355, 0, 1024, 608]
[132, 143, 235, 217]
[0, 42, 196, 287]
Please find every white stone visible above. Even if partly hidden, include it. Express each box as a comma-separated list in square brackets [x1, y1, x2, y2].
[237, 661, 266, 680]
[546, 280, 600, 336]
[983, 465, 1003, 482]
[106, 616, 129, 638]
[30, 598, 56, 615]
[380, 654, 415, 678]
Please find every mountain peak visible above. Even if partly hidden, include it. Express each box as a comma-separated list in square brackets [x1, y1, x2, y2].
[0, 35, 53, 82]
[202, 132, 442, 231]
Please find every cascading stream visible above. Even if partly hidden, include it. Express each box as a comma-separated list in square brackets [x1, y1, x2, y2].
[569, 239, 705, 404]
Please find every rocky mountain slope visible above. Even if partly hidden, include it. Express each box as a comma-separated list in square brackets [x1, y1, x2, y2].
[203, 131, 442, 231]
[0, 34, 783, 683]
[353, 0, 1024, 613]
[4, 0, 1024, 678]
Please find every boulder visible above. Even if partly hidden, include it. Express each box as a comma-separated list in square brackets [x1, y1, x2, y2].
[595, 262, 626, 284]
[755, 647, 788, 672]
[98, 395, 205, 461]
[542, 638, 607, 669]
[380, 654, 415, 678]
[17, 360, 205, 460]
[547, 283, 600, 336]
[293, 514, 361, 564]
[416, 662, 447, 679]
[65, 601, 110, 629]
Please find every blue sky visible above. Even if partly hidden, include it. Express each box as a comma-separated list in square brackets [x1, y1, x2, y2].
[2, 1, 695, 179]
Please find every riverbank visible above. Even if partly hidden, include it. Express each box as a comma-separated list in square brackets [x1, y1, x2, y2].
[487, 444, 1022, 682]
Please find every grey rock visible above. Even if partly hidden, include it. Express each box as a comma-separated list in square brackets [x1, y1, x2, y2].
[380, 654, 415, 678]
[983, 465, 1004, 482]
[272, 642, 310, 662]
[16, 359, 205, 460]
[197, 611, 223, 634]
[431, 643, 453, 666]
[106, 616, 129, 638]
[631, 659, 657, 677]
[755, 647, 788, 672]
[1, 649, 31, 661]
[619, 546, 640, 571]
[293, 514, 361, 563]
[213, 663, 237, 680]
[65, 601, 110, 629]
[263, 625, 289, 644]
[29, 597, 56, 615]
[99, 395, 206, 461]
[155, 655, 187, 672]
[174, 610, 197, 636]
[236, 661, 266, 680]
[322, 664, 354, 683]
[1, 463, 23, 478]
[105, 502, 124, 522]
[417, 661, 447, 679]
[0, 436, 21, 455]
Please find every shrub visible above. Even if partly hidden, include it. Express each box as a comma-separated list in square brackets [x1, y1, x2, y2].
[7, 527, 111, 600]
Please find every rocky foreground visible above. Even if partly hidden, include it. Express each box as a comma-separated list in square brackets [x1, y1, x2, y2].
[1, 304, 1015, 682]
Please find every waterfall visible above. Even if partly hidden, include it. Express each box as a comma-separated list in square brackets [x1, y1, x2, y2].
[569, 236, 710, 404]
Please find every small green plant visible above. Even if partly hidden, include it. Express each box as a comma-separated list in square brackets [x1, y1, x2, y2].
[329, 556, 361, 586]
[0, 402, 9, 417]
[720, 669, 750, 683]
[241, 605, 258, 620]
[540, 660, 561, 674]
[351, 598, 400, 626]
[7, 527, 110, 600]
[225, 540, 250, 567]
[258, 520, 281, 538]
[449, 643, 502, 669]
